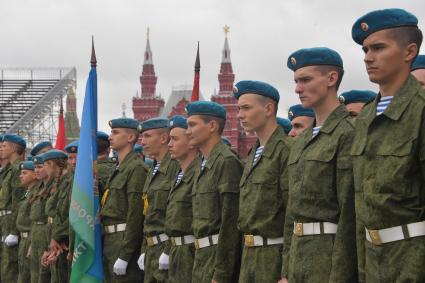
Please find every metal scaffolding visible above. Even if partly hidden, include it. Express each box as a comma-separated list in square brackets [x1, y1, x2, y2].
[0, 67, 77, 149]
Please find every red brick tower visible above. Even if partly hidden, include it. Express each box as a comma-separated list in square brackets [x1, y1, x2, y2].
[132, 28, 164, 122]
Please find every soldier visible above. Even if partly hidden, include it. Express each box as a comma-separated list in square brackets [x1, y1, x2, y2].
[137, 117, 179, 283]
[30, 141, 53, 157]
[411, 54, 425, 87]
[287, 104, 315, 138]
[16, 161, 37, 283]
[165, 115, 198, 283]
[233, 80, 292, 283]
[276, 117, 292, 134]
[0, 134, 5, 283]
[351, 8, 425, 282]
[0, 134, 27, 283]
[97, 131, 116, 197]
[101, 118, 146, 283]
[280, 47, 357, 283]
[186, 101, 243, 283]
[338, 90, 377, 117]
[65, 140, 78, 172]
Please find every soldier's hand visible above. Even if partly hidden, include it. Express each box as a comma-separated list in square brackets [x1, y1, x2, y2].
[49, 239, 63, 254]
[158, 252, 169, 270]
[40, 251, 50, 267]
[278, 278, 289, 283]
[113, 258, 128, 275]
[4, 234, 19, 246]
[67, 252, 73, 262]
[137, 253, 145, 270]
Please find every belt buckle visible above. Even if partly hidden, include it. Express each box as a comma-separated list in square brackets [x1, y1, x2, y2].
[171, 237, 176, 246]
[368, 229, 382, 246]
[194, 239, 200, 250]
[244, 235, 255, 247]
[147, 237, 155, 247]
[295, 223, 304, 236]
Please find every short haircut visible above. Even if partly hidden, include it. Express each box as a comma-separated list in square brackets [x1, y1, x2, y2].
[125, 128, 140, 145]
[97, 138, 110, 155]
[199, 115, 225, 135]
[258, 96, 278, 115]
[315, 65, 344, 91]
[15, 144, 25, 155]
[387, 26, 423, 58]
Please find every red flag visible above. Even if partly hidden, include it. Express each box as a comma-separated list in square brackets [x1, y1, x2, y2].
[191, 42, 200, 102]
[55, 99, 66, 150]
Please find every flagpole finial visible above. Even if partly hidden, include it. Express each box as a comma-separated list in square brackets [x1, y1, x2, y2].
[91, 36, 97, 67]
[223, 25, 230, 37]
[194, 41, 200, 72]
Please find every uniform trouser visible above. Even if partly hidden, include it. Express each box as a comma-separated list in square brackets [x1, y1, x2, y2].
[1, 214, 18, 283]
[51, 252, 69, 283]
[103, 231, 143, 283]
[192, 245, 217, 283]
[365, 236, 425, 282]
[18, 236, 31, 283]
[30, 224, 51, 283]
[144, 242, 167, 283]
[168, 243, 195, 283]
[238, 244, 283, 283]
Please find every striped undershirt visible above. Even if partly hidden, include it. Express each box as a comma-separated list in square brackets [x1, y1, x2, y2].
[175, 170, 184, 186]
[200, 158, 207, 172]
[253, 146, 265, 165]
[376, 96, 393, 116]
[152, 162, 161, 176]
[312, 126, 321, 138]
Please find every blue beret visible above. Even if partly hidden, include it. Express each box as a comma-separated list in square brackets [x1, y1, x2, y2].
[30, 141, 52, 156]
[43, 149, 68, 162]
[0, 135, 3, 142]
[288, 104, 315, 121]
[139, 117, 169, 133]
[3, 134, 26, 149]
[33, 154, 44, 165]
[233, 80, 280, 103]
[186, 101, 226, 119]
[97, 131, 110, 141]
[169, 115, 188, 129]
[352, 9, 418, 45]
[339, 90, 377, 104]
[109, 118, 139, 130]
[134, 144, 144, 153]
[65, 141, 78, 154]
[26, 156, 33, 161]
[276, 117, 292, 134]
[411, 55, 425, 71]
[287, 47, 343, 71]
[221, 137, 232, 146]
[20, 161, 35, 171]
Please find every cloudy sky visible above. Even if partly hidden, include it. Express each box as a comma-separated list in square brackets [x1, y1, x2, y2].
[1, 0, 424, 132]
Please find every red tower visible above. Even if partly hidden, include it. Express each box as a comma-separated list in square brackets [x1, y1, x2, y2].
[132, 28, 164, 122]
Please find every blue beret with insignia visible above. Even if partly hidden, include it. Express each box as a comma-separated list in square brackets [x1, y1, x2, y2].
[169, 115, 188, 129]
[352, 8, 418, 45]
[97, 131, 110, 141]
[411, 55, 425, 71]
[65, 141, 78, 154]
[276, 117, 292, 134]
[288, 104, 315, 121]
[30, 141, 52, 156]
[33, 154, 44, 165]
[3, 134, 26, 149]
[186, 101, 226, 119]
[20, 161, 35, 171]
[134, 144, 144, 153]
[287, 47, 343, 71]
[42, 149, 68, 162]
[233, 80, 280, 103]
[339, 90, 377, 104]
[109, 118, 139, 130]
[221, 137, 232, 146]
[139, 117, 169, 133]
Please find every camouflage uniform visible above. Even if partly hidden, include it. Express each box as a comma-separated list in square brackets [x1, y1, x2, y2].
[142, 152, 179, 283]
[192, 141, 243, 283]
[165, 158, 198, 283]
[0, 159, 26, 282]
[0, 163, 10, 283]
[238, 126, 292, 283]
[283, 105, 357, 282]
[352, 76, 425, 282]
[100, 150, 147, 283]
[98, 156, 116, 197]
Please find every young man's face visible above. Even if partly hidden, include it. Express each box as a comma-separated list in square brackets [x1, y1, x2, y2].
[186, 115, 213, 148]
[412, 69, 425, 89]
[1, 142, 15, 160]
[168, 127, 192, 160]
[288, 116, 314, 138]
[19, 169, 36, 186]
[140, 128, 167, 158]
[294, 66, 330, 109]
[35, 164, 47, 180]
[237, 93, 271, 133]
[362, 29, 407, 85]
[109, 128, 136, 152]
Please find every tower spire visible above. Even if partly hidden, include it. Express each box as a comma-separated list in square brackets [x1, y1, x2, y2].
[144, 27, 153, 64]
[222, 26, 231, 63]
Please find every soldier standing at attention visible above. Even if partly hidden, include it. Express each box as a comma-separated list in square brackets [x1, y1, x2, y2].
[232, 80, 291, 283]
[279, 47, 357, 283]
[165, 115, 199, 282]
[97, 131, 116, 197]
[351, 8, 425, 282]
[0, 134, 27, 283]
[16, 161, 37, 283]
[338, 90, 377, 117]
[287, 104, 315, 138]
[137, 117, 179, 283]
[186, 101, 243, 283]
[411, 54, 425, 88]
[100, 118, 146, 283]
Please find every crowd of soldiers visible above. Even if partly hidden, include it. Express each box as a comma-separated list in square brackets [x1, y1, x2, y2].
[1, 7, 425, 283]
